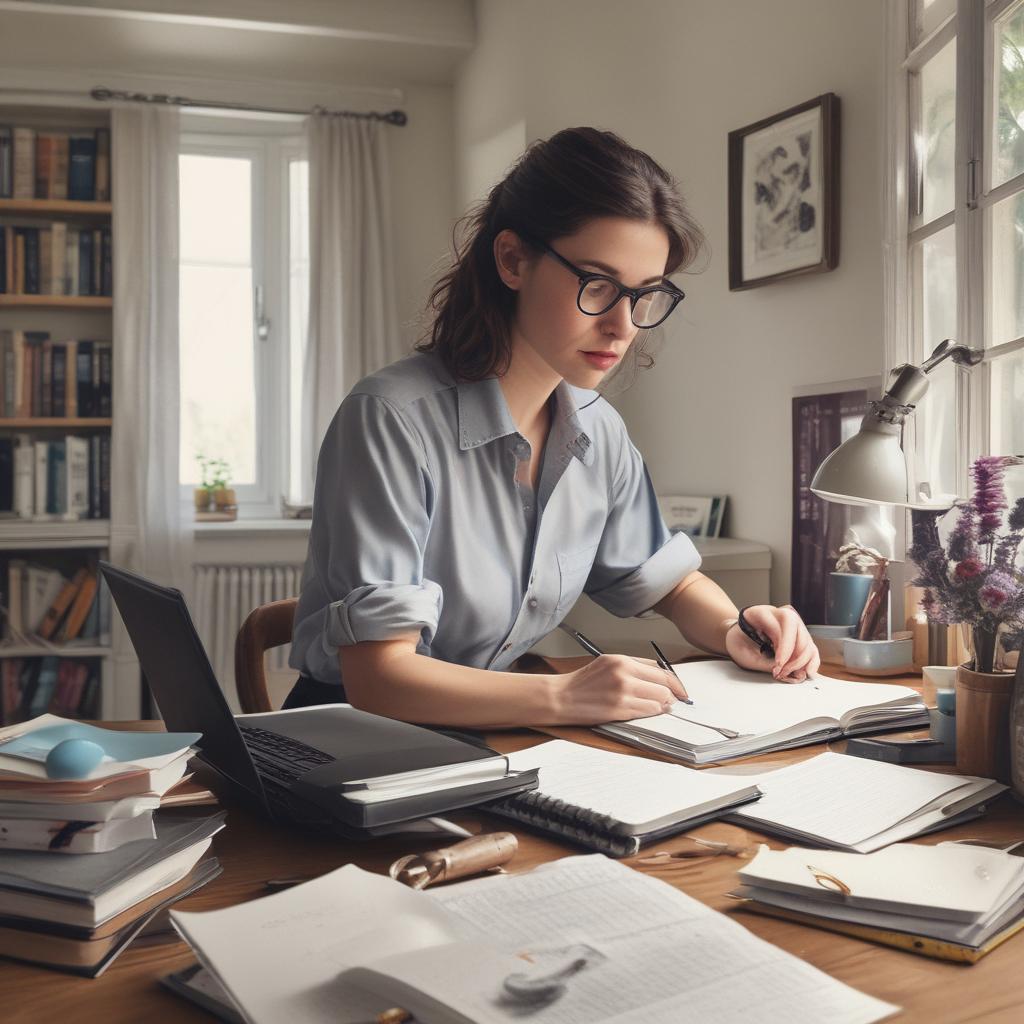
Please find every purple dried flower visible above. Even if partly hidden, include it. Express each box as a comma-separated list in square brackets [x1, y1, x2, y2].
[971, 456, 1020, 545]
[1010, 497, 1024, 533]
[978, 571, 1020, 614]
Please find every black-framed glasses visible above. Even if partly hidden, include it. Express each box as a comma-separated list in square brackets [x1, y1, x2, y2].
[527, 236, 685, 329]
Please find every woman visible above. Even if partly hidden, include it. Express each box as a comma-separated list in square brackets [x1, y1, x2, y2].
[286, 127, 820, 727]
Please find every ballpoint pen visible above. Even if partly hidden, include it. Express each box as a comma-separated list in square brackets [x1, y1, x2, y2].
[649, 640, 694, 705]
[559, 625, 694, 706]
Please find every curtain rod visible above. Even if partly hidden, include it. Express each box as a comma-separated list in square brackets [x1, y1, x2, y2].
[90, 87, 407, 125]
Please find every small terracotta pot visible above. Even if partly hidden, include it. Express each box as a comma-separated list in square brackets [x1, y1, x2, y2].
[956, 662, 1015, 783]
[193, 487, 212, 511]
[212, 487, 236, 510]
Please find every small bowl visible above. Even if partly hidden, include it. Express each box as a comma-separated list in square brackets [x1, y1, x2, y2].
[843, 636, 913, 672]
[807, 624, 857, 639]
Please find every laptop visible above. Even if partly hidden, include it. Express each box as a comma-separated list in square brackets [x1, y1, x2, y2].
[99, 562, 538, 836]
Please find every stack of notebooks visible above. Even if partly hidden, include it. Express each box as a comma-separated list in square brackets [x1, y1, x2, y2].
[704, 751, 1006, 852]
[597, 659, 929, 764]
[487, 739, 760, 856]
[732, 841, 1024, 962]
[0, 715, 224, 974]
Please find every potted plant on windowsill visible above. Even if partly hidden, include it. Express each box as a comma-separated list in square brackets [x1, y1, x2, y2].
[910, 456, 1024, 787]
[194, 453, 215, 513]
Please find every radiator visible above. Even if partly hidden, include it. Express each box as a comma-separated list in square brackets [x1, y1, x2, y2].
[193, 564, 302, 710]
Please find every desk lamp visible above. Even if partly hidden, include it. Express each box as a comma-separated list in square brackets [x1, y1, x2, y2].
[810, 337, 1024, 508]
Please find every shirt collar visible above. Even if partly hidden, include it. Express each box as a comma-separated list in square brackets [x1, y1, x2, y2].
[456, 375, 596, 467]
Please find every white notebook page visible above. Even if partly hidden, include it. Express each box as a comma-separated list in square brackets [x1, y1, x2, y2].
[504, 740, 753, 829]
[707, 752, 970, 846]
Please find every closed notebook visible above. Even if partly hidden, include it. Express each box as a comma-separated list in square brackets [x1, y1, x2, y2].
[486, 739, 760, 856]
[596, 659, 929, 765]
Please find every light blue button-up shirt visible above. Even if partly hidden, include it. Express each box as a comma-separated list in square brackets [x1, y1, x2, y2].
[290, 351, 701, 685]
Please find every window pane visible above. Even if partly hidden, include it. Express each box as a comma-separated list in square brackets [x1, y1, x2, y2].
[913, 38, 957, 224]
[993, 3, 1024, 190]
[913, 0, 956, 46]
[913, 224, 958, 499]
[179, 154, 257, 486]
[180, 155, 251, 265]
[991, 350, 1024, 455]
[288, 158, 309, 504]
[990, 190, 1024, 345]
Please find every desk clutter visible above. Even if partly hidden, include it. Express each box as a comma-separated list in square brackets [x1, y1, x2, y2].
[167, 855, 899, 1024]
[0, 715, 224, 975]
[733, 840, 1024, 963]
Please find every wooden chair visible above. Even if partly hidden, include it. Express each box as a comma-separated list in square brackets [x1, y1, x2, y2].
[234, 598, 298, 713]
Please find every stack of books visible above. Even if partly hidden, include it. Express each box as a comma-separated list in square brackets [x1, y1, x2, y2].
[0, 126, 111, 201]
[0, 714, 224, 975]
[0, 222, 112, 297]
[732, 841, 1024, 962]
[0, 332, 113, 418]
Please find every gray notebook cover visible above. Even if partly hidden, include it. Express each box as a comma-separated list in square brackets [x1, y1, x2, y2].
[0, 811, 226, 900]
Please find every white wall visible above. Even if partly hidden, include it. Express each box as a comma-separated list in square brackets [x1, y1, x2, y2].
[455, 0, 886, 604]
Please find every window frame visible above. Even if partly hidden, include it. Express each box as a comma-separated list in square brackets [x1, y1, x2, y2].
[178, 118, 306, 518]
[888, 0, 1024, 501]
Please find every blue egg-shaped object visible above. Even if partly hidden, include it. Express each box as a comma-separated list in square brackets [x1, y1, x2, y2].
[45, 738, 106, 780]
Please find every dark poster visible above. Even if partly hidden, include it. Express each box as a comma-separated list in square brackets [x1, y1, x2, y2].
[791, 389, 871, 624]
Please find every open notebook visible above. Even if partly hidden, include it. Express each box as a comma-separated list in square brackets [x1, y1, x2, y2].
[170, 855, 898, 1024]
[704, 752, 1006, 852]
[484, 739, 760, 856]
[597, 659, 928, 764]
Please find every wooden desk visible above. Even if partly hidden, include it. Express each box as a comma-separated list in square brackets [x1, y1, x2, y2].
[6, 700, 1024, 1024]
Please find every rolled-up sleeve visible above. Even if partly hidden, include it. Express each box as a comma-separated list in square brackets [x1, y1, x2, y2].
[584, 434, 702, 618]
[290, 393, 440, 680]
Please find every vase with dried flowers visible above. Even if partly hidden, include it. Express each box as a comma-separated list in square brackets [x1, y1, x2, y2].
[909, 455, 1024, 787]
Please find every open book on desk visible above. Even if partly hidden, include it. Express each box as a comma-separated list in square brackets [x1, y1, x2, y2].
[596, 659, 928, 765]
[170, 855, 897, 1024]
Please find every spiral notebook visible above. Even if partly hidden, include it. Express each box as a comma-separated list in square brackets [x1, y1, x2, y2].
[486, 740, 760, 856]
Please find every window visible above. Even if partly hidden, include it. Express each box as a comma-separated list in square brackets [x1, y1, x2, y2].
[178, 122, 308, 514]
[889, 0, 1024, 507]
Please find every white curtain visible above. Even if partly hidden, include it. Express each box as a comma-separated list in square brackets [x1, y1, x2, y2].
[301, 113, 402, 502]
[110, 105, 192, 596]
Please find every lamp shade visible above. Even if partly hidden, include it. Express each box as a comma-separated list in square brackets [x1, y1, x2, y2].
[809, 420, 909, 506]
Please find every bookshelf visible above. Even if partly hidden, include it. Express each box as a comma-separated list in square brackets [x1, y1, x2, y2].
[0, 104, 115, 725]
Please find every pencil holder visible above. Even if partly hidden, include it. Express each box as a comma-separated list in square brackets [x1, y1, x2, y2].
[955, 662, 1015, 783]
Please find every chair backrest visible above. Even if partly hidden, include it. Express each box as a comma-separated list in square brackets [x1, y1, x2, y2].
[234, 598, 298, 713]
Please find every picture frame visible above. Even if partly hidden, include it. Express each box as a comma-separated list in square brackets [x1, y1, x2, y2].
[728, 93, 840, 291]
[658, 495, 727, 539]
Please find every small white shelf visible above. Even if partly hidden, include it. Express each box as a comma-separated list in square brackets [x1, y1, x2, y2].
[0, 642, 110, 658]
[0, 520, 111, 549]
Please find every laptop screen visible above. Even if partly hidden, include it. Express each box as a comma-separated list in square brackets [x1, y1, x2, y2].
[99, 561, 266, 806]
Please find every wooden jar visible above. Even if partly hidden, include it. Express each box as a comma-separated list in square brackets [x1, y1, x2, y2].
[956, 663, 1015, 783]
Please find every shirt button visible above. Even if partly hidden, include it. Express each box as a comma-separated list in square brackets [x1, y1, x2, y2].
[528, 597, 539, 609]
[514, 440, 530, 460]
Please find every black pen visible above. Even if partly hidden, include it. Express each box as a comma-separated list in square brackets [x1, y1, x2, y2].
[561, 627, 694, 706]
[650, 640, 694, 705]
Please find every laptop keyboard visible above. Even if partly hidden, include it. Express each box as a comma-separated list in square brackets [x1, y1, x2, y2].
[239, 725, 335, 785]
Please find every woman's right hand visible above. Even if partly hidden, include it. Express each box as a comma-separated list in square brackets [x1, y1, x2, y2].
[551, 655, 690, 725]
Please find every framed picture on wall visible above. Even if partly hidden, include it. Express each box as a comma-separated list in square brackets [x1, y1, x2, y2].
[658, 495, 727, 538]
[728, 92, 840, 290]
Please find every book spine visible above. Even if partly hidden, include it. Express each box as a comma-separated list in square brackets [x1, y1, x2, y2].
[97, 343, 111, 416]
[0, 126, 12, 198]
[76, 341, 92, 416]
[51, 134, 69, 201]
[23, 228, 39, 295]
[50, 222, 66, 297]
[0, 227, 5, 293]
[486, 793, 640, 858]
[34, 133, 52, 200]
[67, 135, 96, 201]
[40, 341, 52, 418]
[94, 128, 110, 202]
[78, 230, 92, 296]
[52, 343, 66, 418]
[0, 437, 13, 513]
[99, 434, 110, 519]
[13, 439, 33, 518]
[12, 127, 34, 200]
[88, 433, 99, 519]
[100, 227, 112, 297]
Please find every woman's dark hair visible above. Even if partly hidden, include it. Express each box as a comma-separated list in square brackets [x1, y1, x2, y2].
[416, 126, 706, 381]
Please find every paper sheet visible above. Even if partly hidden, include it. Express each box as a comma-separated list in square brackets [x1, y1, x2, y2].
[172, 857, 897, 1024]
[708, 752, 972, 847]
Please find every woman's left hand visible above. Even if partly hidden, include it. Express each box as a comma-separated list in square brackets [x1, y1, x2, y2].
[724, 604, 820, 682]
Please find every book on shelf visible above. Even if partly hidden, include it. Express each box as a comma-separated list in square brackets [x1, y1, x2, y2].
[0, 224, 112, 297]
[0, 434, 110, 521]
[0, 125, 109, 203]
[2, 559, 109, 647]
